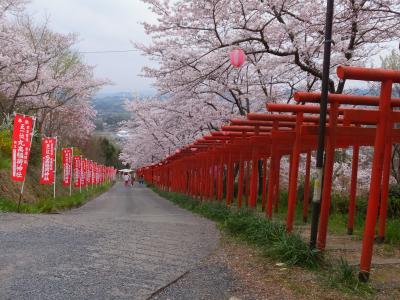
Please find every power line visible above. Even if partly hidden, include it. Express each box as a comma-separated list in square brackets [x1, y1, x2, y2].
[78, 49, 139, 54]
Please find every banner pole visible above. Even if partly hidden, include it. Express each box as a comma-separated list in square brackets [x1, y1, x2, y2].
[91, 161, 94, 190]
[70, 147, 73, 197]
[17, 116, 36, 213]
[80, 155, 82, 193]
[86, 159, 88, 192]
[53, 137, 57, 199]
[17, 182, 25, 213]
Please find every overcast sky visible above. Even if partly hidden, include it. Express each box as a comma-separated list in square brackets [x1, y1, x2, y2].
[26, 1, 398, 96]
[28, 0, 156, 95]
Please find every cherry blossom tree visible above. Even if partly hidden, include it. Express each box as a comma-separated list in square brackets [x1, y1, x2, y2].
[120, 95, 234, 167]
[123, 0, 400, 177]
[137, 0, 400, 105]
[0, 0, 108, 143]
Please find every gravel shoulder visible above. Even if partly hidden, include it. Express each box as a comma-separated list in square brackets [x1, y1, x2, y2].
[150, 241, 261, 300]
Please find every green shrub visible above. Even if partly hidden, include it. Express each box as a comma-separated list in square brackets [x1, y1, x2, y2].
[385, 219, 400, 245]
[0, 198, 18, 212]
[28, 137, 42, 166]
[330, 194, 348, 214]
[388, 185, 400, 218]
[0, 128, 12, 155]
[355, 196, 368, 217]
[296, 181, 305, 204]
[0, 128, 12, 169]
[328, 193, 368, 218]
[0, 153, 10, 169]
[279, 189, 288, 206]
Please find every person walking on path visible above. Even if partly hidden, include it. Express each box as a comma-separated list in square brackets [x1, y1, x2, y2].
[123, 173, 130, 187]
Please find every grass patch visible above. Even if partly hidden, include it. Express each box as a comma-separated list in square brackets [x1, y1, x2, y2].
[327, 214, 400, 246]
[266, 233, 322, 269]
[0, 183, 112, 213]
[325, 258, 374, 295]
[327, 213, 364, 237]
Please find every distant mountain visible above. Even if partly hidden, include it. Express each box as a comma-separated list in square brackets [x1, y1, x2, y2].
[93, 95, 130, 114]
[95, 91, 133, 98]
[92, 93, 132, 133]
[92, 90, 156, 140]
[95, 89, 155, 98]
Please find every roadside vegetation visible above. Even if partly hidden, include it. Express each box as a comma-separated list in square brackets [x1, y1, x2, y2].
[150, 186, 374, 297]
[0, 183, 112, 213]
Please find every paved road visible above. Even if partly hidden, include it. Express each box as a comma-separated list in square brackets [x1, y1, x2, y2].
[0, 183, 219, 300]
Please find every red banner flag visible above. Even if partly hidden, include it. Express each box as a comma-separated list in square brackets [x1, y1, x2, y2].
[81, 158, 87, 187]
[97, 164, 101, 184]
[11, 114, 35, 182]
[87, 160, 92, 185]
[97, 164, 100, 184]
[73, 156, 81, 188]
[85, 159, 89, 186]
[40, 137, 56, 185]
[62, 148, 73, 186]
[92, 162, 96, 185]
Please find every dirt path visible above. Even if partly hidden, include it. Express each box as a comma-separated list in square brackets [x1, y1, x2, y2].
[0, 183, 219, 299]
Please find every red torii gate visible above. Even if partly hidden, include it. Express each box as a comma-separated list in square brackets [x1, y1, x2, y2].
[137, 65, 400, 281]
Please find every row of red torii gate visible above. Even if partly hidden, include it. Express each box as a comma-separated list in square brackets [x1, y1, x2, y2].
[137, 65, 400, 281]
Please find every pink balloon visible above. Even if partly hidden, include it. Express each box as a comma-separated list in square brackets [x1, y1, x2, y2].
[230, 48, 246, 68]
